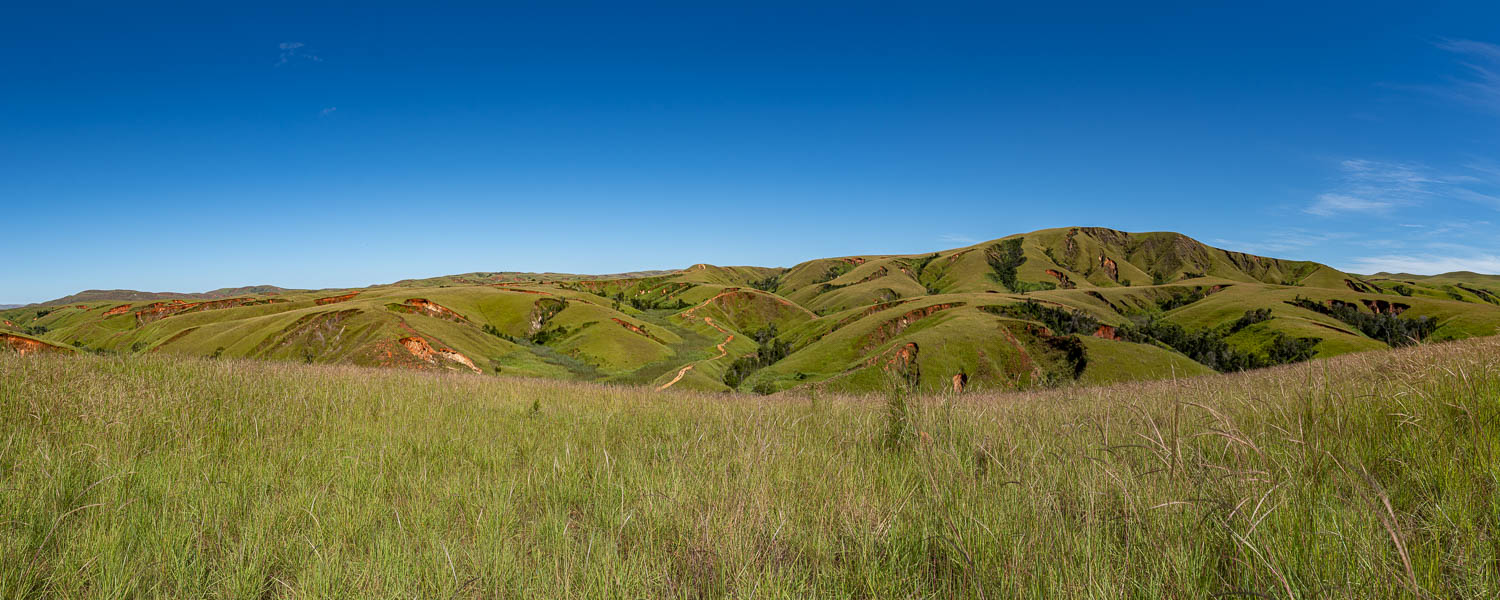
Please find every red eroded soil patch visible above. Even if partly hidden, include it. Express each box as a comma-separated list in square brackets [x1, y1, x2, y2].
[186, 297, 285, 313]
[133, 297, 287, 325]
[1044, 269, 1075, 289]
[103, 305, 131, 317]
[857, 303, 963, 354]
[865, 341, 919, 370]
[1, 334, 71, 356]
[390, 298, 469, 323]
[315, 292, 359, 305]
[1361, 299, 1409, 315]
[1100, 256, 1119, 282]
[397, 336, 480, 373]
[134, 301, 190, 325]
[1092, 325, 1122, 341]
[611, 318, 666, 344]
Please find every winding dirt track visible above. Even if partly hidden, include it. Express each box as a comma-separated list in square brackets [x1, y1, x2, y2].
[656, 316, 733, 391]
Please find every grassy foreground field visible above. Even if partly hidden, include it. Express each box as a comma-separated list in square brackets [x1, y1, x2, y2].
[2, 338, 1498, 598]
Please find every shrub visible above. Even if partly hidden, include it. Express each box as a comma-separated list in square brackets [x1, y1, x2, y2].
[984, 239, 1027, 292]
[1227, 308, 1272, 334]
[1117, 312, 1319, 373]
[1154, 287, 1209, 311]
[1458, 284, 1500, 305]
[749, 275, 780, 292]
[1286, 296, 1437, 347]
[723, 326, 793, 389]
[980, 300, 1100, 336]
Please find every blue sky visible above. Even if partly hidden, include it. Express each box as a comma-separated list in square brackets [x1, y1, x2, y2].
[4, 1, 1500, 303]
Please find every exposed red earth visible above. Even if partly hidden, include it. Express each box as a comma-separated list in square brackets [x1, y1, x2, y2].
[1100, 256, 1119, 281]
[857, 303, 962, 354]
[611, 318, 667, 344]
[1, 334, 71, 356]
[390, 298, 469, 322]
[398, 336, 480, 373]
[133, 297, 286, 325]
[1092, 325, 1122, 341]
[314, 292, 359, 305]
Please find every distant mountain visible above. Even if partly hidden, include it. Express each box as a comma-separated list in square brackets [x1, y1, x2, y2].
[33, 273, 687, 307]
[33, 286, 299, 307]
[1369, 271, 1500, 289]
[0, 304, 22, 310]
[6, 227, 1498, 394]
[375, 270, 683, 288]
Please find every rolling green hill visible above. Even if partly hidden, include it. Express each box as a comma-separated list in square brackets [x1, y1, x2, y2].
[7, 227, 1499, 394]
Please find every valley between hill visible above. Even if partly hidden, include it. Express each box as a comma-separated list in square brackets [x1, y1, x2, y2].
[6, 226, 1500, 394]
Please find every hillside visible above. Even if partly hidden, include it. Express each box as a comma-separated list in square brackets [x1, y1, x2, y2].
[6, 226, 1499, 394]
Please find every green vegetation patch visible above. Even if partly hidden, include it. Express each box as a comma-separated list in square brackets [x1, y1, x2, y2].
[983, 238, 1054, 293]
[1286, 297, 1437, 347]
[6, 338, 1499, 597]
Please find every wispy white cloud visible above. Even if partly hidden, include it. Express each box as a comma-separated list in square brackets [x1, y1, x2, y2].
[1446, 186, 1500, 209]
[1306, 159, 1500, 216]
[938, 233, 978, 245]
[1307, 193, 1396, 216]
[1211, 230, 1356, 255]
[277, 42, 321, 66]
[319, 106, 337, 117]
[1430, 38, 1500, 113]
[1343, 252, 1500, 276]
[1306, 159, 1438, 216]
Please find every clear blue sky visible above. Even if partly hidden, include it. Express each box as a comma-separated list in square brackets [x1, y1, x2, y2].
[5, 1, 1500, 303]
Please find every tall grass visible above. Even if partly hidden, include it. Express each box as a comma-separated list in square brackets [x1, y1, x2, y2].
[2, 336, 1498, 598]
